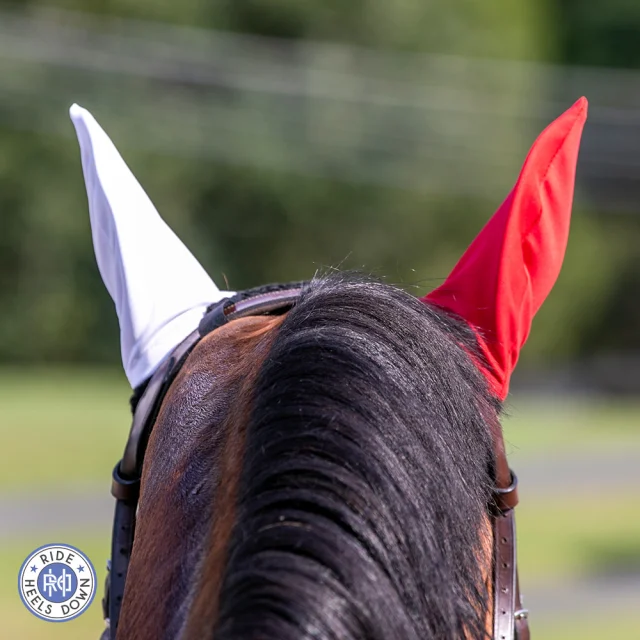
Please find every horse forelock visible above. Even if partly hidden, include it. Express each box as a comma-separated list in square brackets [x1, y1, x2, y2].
[120, 273, 498, 640]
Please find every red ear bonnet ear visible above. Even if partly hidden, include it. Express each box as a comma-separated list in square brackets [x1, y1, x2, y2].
[425, 98, 588, 400]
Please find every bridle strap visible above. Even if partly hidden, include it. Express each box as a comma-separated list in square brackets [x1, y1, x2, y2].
[106, 482, 137, 639]
[102, 287, 304, 639]
[105, 328, 202, 639]
[515, 571, 530, 640]
[491, 448, 530, 639]
[120, 330, 203, 480]
[493, 509, 517, 639]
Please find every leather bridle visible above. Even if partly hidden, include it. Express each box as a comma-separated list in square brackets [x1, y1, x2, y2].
[100, 285, 530, 640]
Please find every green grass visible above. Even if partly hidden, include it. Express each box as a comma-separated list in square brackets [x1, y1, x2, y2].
[502, 396, 640, 454]
[2, 367, 639, 488]
[533, 617, 638, 640]
[1, 367, 639, 638]
[518, 491, 640, 586]
[0, 367, 130, 491]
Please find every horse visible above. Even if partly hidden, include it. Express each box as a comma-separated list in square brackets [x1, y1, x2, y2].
[70, 97, 587, 640]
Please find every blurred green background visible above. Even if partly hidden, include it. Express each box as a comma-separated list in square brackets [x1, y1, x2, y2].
[1, 0, 639, 638]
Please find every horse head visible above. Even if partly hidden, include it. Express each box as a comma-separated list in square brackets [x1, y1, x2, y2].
[71, 98, 587, 640]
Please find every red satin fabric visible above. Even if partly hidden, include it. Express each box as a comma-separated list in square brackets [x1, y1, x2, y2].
[425, 98, 588, 400]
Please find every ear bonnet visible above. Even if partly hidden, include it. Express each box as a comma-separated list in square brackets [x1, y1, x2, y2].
[426, 98, 588, 398]
[70, 104, 233, 387]
[71, 99, 587, 395]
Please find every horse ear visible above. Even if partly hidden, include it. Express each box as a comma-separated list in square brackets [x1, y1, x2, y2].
[425, 97, 588, 400]
[70, 104, 233, 387]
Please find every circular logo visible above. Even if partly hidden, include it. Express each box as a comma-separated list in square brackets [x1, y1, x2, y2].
[18, 544, 97, 622]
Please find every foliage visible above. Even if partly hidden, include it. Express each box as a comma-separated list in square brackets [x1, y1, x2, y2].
[0, 0, 639, 367]
[557, 0, 640, 68]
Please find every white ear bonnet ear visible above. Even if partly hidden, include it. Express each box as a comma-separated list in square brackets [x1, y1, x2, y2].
[70, 104, 233, 387]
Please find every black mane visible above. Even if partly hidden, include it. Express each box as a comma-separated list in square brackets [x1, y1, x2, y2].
[214, 273, 498, 639]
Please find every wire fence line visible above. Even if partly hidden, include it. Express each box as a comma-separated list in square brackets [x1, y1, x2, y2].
[1, 6, 639, 210]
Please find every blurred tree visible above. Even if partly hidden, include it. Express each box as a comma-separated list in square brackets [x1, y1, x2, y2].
[547, 0, 640, 358]
[557, 0, 640, 68]
[1, 0, 637, 374]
